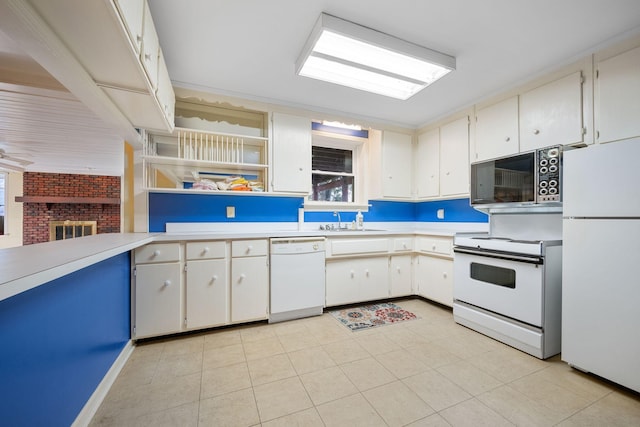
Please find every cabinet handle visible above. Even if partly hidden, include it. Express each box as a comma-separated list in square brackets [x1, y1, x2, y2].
[533, 129, 540, 135]
[299, 167, 303, 171]
[144, 53, 152, 62]
[163, 280, 171, 287]
[136, 34, 142, 43]
[432, 244, 437, 251]
[446, 172, 450, 176]
[443, 272, 448, 278]
[246, 245, 253, 254]
[211, 274, 218, 282]
[396, 267, 401, 273]
[203, 247, 210, 254]
[505, 137, 510, 142]
[153, 250, 161, 257]
[365, 269, 370, 277]
[350, 270, 355, 278]
[239, 273, 246, 282]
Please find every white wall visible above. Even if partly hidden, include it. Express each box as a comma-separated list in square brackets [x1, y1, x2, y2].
[0, 171, 23, 248]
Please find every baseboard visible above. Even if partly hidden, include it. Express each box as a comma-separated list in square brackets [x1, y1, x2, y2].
[72, 340, 134, 427]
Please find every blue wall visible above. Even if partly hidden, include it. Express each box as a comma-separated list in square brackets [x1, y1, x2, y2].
[149, 192, 487, 231]
[0, 253, 131, 427]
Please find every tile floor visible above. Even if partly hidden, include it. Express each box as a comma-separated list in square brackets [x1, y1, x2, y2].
[90, 298, 640, 426]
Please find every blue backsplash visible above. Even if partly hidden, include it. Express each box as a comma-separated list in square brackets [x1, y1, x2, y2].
[148, 192, 487, 232]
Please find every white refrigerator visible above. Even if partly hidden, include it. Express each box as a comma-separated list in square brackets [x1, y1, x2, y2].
[562, 138, 640, 393]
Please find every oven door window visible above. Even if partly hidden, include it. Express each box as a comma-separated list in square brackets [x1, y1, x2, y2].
[470, 262, 516, 288]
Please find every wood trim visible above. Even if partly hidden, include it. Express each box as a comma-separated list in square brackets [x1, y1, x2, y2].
[15, 196, 121, 205]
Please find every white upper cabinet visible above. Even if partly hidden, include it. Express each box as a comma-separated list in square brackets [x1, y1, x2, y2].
[520, 71, 584, 151]
[440, 116, 470, 197]
[474, 96, 519, 162]
[140, 2, 160, 90]
[381, 131, 413, 199]
[416, 128, 439, 198]
[595, 45, 640, 144]
[113, 0, 145, 54]
[271, 113, 312, 193]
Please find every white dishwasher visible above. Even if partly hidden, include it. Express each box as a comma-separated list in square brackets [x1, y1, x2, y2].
[269, 237, 326, 323]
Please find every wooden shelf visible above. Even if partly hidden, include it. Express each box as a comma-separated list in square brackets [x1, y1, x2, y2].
[15, 196, 121, 205]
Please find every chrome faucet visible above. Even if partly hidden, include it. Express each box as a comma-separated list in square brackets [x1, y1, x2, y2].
[333, 211, 342, 230]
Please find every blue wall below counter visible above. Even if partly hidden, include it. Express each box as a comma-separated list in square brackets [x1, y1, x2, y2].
[0, 253, 131, 427]
[148, 192, 487, 232]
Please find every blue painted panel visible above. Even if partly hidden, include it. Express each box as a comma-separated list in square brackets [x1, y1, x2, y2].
[0, 253, 131, 427]
[416, 198, 488, 222]
[148, 192, 305, 232]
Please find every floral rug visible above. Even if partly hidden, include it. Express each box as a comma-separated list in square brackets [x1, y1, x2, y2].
[330, 302, 419, 331]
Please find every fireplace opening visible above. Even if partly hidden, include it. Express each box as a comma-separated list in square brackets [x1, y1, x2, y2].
[50, 220, 97, 241]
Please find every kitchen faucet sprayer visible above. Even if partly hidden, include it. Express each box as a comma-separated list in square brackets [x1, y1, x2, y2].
[333, 211, 342, 230]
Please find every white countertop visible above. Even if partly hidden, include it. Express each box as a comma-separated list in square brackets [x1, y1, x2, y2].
[1, 222, 488, 302]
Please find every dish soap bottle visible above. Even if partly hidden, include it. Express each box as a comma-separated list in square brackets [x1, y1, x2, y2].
[356, 210, 364, 230]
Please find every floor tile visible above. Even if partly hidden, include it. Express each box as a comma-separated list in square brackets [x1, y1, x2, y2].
[288, 346, 336, 374]
[247, 353, 297, 386]
[202, 343, 245, 369]
[261, 407, 325, 427]
[203, 329, 242, 350]
[131, 401, 199, 427]
[299, 366, 359, 405]
[201, 362, 251, 399]
[436, 360, 503, 396]
[404, 413, 452, 426]
[153, 351, 203, 381]
[355, 331, 399, 355]
[198, 388, 260, 427]
[160, 335, 204, 358]
[277, 330, 320, 352]
[382, 325, 429, 348]
[253, 376, 313, 422]
[271, 318, 312, 336]
[316, 393, 387, 426]
[403, 370, 472, 412]
[239, 323, 277, 342]
[375, 348, 430, 378]
[528, 362, 614, 402]
[556, 390, 640, 426]
[478, 383, 569, 426]
[406, 341, 462, 369]
[363, 380, 435, 426]
[467, 345, 548, 383]
[439, 398, 514, 426]
[340, 356, 396, 391]
[322, 338, 369, 364]
[243, 336, 285, 361]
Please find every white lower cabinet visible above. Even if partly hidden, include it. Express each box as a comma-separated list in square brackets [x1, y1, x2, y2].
[390, 255, 413, 297]
[231, 240, 269, 322]
[326, 257, 389, 306]
[134, 262, 182, 338]
[185, 258, 228, 330]
[415, 255, 454, 307]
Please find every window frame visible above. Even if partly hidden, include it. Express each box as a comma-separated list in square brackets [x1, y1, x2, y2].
[304, 130, 369, 212]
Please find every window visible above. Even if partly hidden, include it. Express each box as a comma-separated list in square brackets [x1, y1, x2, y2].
[309, 146, 354, 202]
[0, 173, 5, 235]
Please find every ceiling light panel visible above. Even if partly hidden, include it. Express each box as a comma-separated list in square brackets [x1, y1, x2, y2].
[296, 13, 455, 100]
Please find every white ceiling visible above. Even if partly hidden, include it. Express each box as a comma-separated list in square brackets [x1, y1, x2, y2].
[0, 0, 640, 175]
[148, 0, 640, 128]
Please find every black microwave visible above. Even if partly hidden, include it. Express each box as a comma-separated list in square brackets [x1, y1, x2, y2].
[471, 146, 566, 208]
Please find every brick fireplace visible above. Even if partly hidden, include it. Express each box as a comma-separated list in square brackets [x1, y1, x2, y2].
[21, 172, 121, 245]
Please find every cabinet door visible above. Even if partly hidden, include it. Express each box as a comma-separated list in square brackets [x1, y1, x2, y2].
[156, 49, 175, 130]
[381, 131, 413, 198]
[271, 112, 312, 193]
[325, 261, 360, 306]
[359, 257, 390, 302]
[134, 263, 182, 338]
[390, 255, 412, 297]
[440, 117, 470, 196]
[416, 256, 453, 307]
[231, 256, 268, 322]
[186, 259, 228, 330]
[416, 128, 440, 198]
[596, 45, 640, 144]
[113, 0, 145, 54]
[475, 96, 519, 161]
[520, 71, 584, 151]
[140, 3, 160, 90]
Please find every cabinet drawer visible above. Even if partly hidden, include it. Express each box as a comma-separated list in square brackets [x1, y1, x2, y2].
[186, 241, 226, 260]
[232, 239, 268, 257]
[330, 238, 389, 256]
[416, 236, 453, 257]
[393, 237, 413, 252]
[135, 243, 181, 264]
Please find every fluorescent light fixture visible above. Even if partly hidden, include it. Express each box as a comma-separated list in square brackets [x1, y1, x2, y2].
[296, 13, 455, 100]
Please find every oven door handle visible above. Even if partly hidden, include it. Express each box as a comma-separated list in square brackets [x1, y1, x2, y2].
[453, 247, 543, 265]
